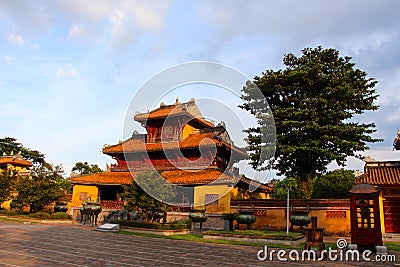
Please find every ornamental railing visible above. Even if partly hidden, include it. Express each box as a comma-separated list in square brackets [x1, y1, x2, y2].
[100, 200, 124, 210]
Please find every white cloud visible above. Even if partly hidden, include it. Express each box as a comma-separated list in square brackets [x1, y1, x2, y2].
[68, 24, 86, 41]
[4, 56, 11, 63]
[56, 64, 77, 80]
[129, 2, 166, 31]
[29, 43, 40, 50]
[7, 33, 24, 45]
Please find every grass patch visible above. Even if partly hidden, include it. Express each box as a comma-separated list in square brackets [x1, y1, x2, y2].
[203, 230, 303, 239]
[112, 219, 191, 230]
[385, 242, 400, 251]
[0, 216, 24, 223]
[116, 230, 304, 249]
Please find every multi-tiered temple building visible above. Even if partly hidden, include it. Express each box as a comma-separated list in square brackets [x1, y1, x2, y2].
[69, 98, 271, 218]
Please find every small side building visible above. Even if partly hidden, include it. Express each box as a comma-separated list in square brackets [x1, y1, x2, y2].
[0, 153, 32, 210]
[356, 160, 400, 234]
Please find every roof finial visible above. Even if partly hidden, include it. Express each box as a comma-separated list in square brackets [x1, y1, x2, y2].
[175, 97, 179, 105]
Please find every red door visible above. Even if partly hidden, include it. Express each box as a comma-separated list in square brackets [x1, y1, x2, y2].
[383, 197, 400, 233]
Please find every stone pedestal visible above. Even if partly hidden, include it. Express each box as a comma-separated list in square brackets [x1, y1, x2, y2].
[376, 245, 388, 255]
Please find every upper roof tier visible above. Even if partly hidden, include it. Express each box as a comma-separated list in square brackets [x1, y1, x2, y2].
[103, 126, 247, 158]
[134, 98, 214, 128]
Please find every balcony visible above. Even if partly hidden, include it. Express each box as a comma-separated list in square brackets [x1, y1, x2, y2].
[110, 159, 217, 171]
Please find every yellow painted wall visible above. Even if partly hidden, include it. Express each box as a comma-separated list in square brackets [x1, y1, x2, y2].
[70, 184, 99, 208]
[230, 207, 351, 235]
[182, 124, 196, 140]
[230, 187, 270, 200]
[194, 185, 232, 214]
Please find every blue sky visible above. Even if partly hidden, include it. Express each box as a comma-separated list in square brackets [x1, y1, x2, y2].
[1, 0, 400, 179]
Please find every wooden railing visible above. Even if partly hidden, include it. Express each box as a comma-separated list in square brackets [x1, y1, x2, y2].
[110, 159, 215, 171]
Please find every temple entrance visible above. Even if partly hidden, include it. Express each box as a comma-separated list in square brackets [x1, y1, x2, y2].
[99, 186, 124, 201]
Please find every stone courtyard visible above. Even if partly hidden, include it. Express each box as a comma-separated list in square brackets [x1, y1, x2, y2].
[0, 221, 398, 266]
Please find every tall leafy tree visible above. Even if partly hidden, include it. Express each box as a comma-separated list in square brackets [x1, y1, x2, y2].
[71, 162, 102, 175]
[312, 169, 355, 199]
[271, 177, 300, 199]
[0, 137, 45, 165]
[0, 169, 17, 204]
[241, 46, 380, 198]
[12, 164, 65, 212]
[122, 171, 177, 222]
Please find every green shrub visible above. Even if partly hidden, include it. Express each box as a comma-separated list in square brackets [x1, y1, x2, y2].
[0, 209, 8, 215]
[7, 210, 24, 216]
[51, 212, 71, 220]
[28, 212, 51, 219]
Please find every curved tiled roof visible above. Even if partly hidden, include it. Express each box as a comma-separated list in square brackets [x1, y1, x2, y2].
[103, 131, 246, 157]
[134, 99, 214, 128]
[69, 171, 134, 185]
[356, 165, 400, 185]
[69, 169, 238, 186]
[161, 169, 238, 185]
[0, 155, 32, 167]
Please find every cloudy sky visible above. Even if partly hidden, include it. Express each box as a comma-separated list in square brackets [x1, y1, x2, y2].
[1, 0, 400, 179]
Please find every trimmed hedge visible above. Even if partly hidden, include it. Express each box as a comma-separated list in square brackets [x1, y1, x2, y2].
[29, 212, 51, 219]
[113, 219, 192, 230]
[7, 210, 25, 216]
[28, 212, 71, 220]
[51, 212, 71, 219]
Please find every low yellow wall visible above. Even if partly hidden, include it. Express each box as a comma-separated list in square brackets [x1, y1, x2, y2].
[231, 187, 269, 200]
[231, 199, 351, 235]
[194, 185, 231, 214]
[70, 184, 99, 208]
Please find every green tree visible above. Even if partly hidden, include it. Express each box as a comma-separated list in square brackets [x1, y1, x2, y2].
[312, 169, 355, 199]
[12, 164, 65, 212]
[56, 177, 73, 194]
[0, 169, 17, 204]
[0, 137, 45, 165]
[122, 171, 177, 222]
[71, 162, 102, 175]
[271, 177, 300, 199]
[241, 46, 380, 199]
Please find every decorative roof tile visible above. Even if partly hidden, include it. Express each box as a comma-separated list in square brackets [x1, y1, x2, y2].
[103, 131, 246, 156]
[69, 169, 237, 186]
[0, 155, 32, 167]
[69, 171, 134, 185]
[356, 161, 400, 186]
[161, 169, 237, 185]
[134, 99, 214, 127]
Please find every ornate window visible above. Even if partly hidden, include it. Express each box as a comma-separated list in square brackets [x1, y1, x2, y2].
[162, 126, 173, 141]
[205, 194, 219, 206]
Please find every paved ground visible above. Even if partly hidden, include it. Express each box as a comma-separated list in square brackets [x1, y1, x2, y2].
[0, 221, 399, 267]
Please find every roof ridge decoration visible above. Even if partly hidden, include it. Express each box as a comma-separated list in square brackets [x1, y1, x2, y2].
[133, 98, 209, 124]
